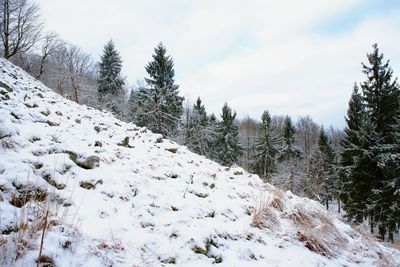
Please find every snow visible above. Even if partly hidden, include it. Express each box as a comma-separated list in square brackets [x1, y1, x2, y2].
[0, 58, 399, 266]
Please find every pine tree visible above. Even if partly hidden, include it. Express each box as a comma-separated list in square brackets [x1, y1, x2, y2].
[346, 117, 379, 224]
[340, 44, 400, 241]
[252, 111, 282, 181]
[206, 113, 219, 161]
[97, 40, 125, 110]
[278, 116, 301, 192]
[134, 43, 184, 138]
[281, 116, 300, 161]
[360, 44, 400, 241]
[185, 97, 210, 156]
[361, 44, 399, 143]
[340, 84, 368, 219]
[215, 103, 242, 166]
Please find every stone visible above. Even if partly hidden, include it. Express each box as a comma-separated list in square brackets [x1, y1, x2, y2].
[95, 141, 102, 147]
[66, 151, 100, 169]
[117, 137, 134, 148]
[80, 156, 100, 169]
[0, 81, 13, 92]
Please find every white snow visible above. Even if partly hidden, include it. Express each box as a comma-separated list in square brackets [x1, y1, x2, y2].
[0, 58, 399, 266]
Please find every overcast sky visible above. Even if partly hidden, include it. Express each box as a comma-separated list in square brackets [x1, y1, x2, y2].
[38, 0, 400, 128]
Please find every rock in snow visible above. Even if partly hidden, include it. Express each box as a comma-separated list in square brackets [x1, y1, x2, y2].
[0, 58, 399, 266]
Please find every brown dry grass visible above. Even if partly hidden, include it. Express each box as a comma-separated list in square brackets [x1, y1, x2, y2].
[251, 188, 285, 230]
[287, 204, 348, 257]
[251, 204, 280, 230]
[252, 185, 350, 258]
[0, 203, 49, 261]
[0, 137, 16, 149]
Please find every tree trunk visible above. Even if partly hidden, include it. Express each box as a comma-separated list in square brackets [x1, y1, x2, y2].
[3, 0, 10, 59]
[36, 56, 46, 79]
[370, 214, 374, 234]
[246, 136, 250, 170]
[57, 83, 64, 97]
[325, 199, 329, 210]
[289, 165, 294, 193]
[388, 232, 394, 244]
[378, 226, 385, 241]
[72, 84, 79, 104]
[337, 197, 340, 213]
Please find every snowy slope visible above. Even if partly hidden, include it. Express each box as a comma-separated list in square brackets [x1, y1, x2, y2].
[0, 59, 399, 267]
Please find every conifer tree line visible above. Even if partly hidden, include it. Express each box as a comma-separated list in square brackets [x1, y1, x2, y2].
[236, 110, 341, 209]
[340, 44, 400, 243]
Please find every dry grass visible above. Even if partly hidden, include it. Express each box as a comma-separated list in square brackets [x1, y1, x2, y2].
[0, 203, 49, 261]
[252, 185, 350, 258]
[88, 236, 126, 266]
[251, 204, 280, 230]
[251, 189, 284, 230]
[287, 204, 348, 257]
[0, 161, 77, 265]
[0, 236, 6, 247]
[0, 137, 16, 149]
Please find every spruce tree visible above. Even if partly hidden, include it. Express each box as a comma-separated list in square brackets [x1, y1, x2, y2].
[206, 113, 219, 161]
[185, 97, 210, 156]
[360, 44, 400, 241]
[361, 44, 399, 142]
[134, 43, 184, 138]
[98, 40, 125, 104]
[339, 84, 368, 219]
[278, 116, 301, 192]
[340, 44, 400, 241]
[280, 116, 300, 161]
[215, 103, 242, 166]
[252, 111, 282, 181]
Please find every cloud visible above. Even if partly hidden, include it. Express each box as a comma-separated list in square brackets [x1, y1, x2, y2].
[38, 0, 400, 127]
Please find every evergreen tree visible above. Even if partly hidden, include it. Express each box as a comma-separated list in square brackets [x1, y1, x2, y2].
[97, 40, 125, 107]
[97, 40, 125, 118]
[215, 103, 242, 166]
[206, 113, 219, 161]
[252, 111, 282, 181]
[340, 44, 400, 241]
[361, 44, 399, 143]
[346, 117, 379, 223]
[278, 116, 301, 192]
[360, 44, 400, 241]
[280, 116, 301, 161]
[185, 97, 210, 156]
[339, 84, 368, 219]
[134, 43, 184, 138]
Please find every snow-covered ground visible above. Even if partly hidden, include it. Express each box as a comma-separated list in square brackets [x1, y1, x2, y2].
[0, 58, 399, 266]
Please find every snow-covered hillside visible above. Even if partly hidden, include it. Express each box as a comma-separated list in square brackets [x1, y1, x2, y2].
[0, 59, 399, 266]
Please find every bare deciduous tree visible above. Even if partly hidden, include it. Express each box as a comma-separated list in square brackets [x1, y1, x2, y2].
[63, 45, 94, 104]
[238, 116, 259, 170]
[295, 116, 320, 159]
[42, 43, 96, 105]
[0, 0, 43, 59]
[36, 31, 61, 79]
